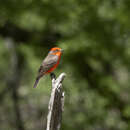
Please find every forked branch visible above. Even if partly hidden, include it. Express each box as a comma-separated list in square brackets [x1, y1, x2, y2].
[46, 73, 66, 130]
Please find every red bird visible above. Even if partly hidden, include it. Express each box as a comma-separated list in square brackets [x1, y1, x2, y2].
[33, 47, 63, 88]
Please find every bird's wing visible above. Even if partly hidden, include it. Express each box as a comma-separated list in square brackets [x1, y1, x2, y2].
[38, 54, 59, 74]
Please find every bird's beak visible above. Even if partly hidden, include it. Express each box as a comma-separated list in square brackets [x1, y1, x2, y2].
[61, 49, 64, 52]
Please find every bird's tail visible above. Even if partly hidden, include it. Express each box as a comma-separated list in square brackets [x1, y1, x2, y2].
[33, 76, 41, 88]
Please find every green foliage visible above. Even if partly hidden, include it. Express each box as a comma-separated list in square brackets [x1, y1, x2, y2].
[0, 0, 130, 130]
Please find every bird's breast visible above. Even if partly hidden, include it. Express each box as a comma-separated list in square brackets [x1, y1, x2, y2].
[46, 56, 61, 73]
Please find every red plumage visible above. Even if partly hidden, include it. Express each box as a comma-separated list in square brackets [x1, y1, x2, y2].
[33, 47, 63, 88]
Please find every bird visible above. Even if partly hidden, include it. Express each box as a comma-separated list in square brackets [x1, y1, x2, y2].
[33, 47, 63, 88]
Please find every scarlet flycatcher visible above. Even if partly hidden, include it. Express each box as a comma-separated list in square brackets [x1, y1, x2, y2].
[33, 47, 63, 88]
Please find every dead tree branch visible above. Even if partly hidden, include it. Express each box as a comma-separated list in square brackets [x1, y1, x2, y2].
[46, 73, 66, 130]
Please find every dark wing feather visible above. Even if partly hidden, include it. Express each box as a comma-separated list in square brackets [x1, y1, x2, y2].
[38, 54, 58, 74]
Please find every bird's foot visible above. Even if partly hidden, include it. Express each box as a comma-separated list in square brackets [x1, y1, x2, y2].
[50, 72, 56, 80]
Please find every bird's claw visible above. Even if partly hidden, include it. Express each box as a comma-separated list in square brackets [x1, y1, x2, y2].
[50, 72, 56, 80]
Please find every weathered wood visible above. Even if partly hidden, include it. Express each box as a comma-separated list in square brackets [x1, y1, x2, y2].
[46, 73, 66, 130]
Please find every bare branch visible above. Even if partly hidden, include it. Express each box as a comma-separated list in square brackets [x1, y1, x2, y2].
[46, 73, 66, 130]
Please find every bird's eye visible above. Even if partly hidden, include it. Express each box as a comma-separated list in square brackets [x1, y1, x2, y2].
[54, 49, 59, 52]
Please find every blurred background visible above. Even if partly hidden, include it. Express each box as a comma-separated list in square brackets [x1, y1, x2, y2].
[0, 0, 130, 130]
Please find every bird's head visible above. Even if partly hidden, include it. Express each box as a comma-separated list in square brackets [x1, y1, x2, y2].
[49, 47, 63, 56]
